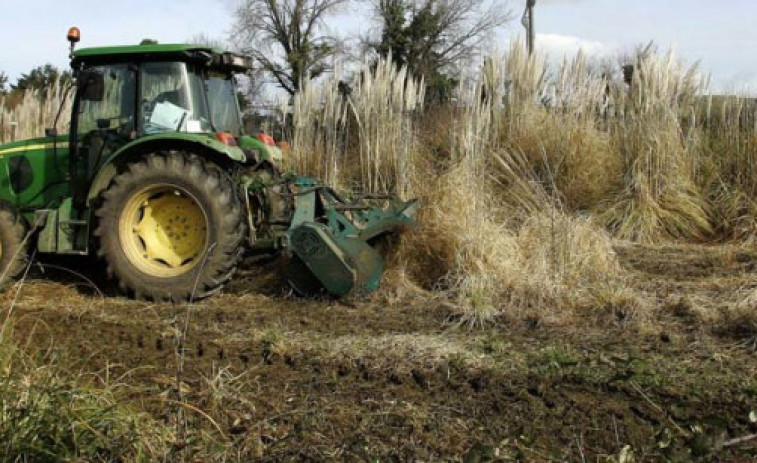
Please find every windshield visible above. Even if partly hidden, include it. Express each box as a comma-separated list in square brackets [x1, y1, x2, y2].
[139, 62, 242, 136]
[207, 72, 242, 136]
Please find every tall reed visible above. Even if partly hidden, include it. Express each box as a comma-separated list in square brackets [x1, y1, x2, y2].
[285, 71, 348, 186]
[501, 45, 619, 211]
[695, 95, 757, 239]
[0, 79, 71, 144]
[287, 57, 424, 197]
[287, 43, 631, 325]
[598, 47, 713, 242]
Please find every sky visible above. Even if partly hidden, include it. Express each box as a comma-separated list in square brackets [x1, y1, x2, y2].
[1, 0, 756, 93]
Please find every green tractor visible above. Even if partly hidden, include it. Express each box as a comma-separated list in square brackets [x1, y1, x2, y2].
[0, 28, 416, 301]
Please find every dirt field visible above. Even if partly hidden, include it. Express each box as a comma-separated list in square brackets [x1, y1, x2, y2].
[5, 243, 757, 461]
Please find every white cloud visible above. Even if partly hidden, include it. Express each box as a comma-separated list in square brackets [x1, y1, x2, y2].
[535, 33, 617, 60]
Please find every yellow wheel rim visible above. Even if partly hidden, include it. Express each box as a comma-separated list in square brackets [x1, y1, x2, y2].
[119, 185, 208, 278]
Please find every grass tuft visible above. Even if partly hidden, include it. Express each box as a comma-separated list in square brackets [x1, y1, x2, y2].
[0, 336, 171, 460]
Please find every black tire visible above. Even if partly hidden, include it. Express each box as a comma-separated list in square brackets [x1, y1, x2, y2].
[0, 206, 29, 291]
[94, 152, 246, 302]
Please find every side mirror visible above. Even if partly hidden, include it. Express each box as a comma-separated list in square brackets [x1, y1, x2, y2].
[78, 69, 104, 102]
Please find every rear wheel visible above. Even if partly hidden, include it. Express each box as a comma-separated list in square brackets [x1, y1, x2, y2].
[95, 152, 245, 301]
[0, 207, 28, 291]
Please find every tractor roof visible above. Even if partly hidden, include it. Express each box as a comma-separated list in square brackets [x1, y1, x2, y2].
[71, 43, 252, 71]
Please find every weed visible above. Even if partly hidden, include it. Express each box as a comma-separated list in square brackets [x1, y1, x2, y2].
[0, 340, 171, 460]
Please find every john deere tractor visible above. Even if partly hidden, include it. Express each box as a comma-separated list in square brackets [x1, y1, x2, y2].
[0, 28, 416, 301]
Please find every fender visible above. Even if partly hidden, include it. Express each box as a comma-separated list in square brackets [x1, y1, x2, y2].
[86, 132, 245, 205]
[238, 135, 283, 164]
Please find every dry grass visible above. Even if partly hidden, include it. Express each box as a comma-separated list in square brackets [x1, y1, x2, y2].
[399, 47, 640, 327]
[288, 43, 636, 326]
[0, 79, 71, 144]
[719, 285, 757, 340]
[695, 95, 757, 240]
[598, 48, 713, 242]
[287, 57, 424, 196]
[500, 43, 714, 243]
[505, 109, 619, 210]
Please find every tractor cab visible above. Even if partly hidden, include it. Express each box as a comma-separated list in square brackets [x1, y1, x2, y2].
[66, 32, 253, 198]
[71, 48, 246, 139]
[15, 29, 263, 258]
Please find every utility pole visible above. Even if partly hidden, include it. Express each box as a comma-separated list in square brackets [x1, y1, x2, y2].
[522, 0, 536, 55]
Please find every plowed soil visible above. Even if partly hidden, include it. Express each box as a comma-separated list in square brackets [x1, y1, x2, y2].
[5, 244, 757, 461]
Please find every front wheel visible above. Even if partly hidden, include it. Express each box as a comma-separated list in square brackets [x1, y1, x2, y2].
[95, 152, 246, 301]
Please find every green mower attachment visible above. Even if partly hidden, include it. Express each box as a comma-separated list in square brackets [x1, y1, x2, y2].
[284, 178, 418, 296]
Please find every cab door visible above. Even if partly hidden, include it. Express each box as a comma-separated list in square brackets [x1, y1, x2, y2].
[73, 63, 137, 183]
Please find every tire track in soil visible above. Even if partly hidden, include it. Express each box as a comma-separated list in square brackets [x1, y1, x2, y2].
[5, 246, 757, 460]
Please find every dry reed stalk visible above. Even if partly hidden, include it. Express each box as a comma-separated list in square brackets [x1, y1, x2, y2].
[394, 48, 632, 326]
[287, 57, 424, 197]
[598, 47, 713, 242]
[696, 95, 757, 240]
[502, 40, 548, 115]
[286, 69, 348, 186]
[0, 79, 71, 144]
[348, 56, 425, 197]
[497, 43, 621, 211]
[418, 60, 520, 325]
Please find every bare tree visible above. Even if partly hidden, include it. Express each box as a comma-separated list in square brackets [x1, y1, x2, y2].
[232, 0, 348, 96]
[188, 33, 228, 51]
[367, 0, 512, 99]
